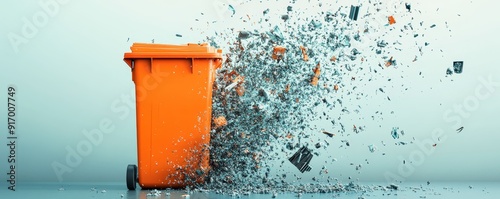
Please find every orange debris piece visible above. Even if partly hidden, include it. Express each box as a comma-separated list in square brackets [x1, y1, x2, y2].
[334, 84, 339, 91]
[311, 62, 321, 86]
[272, 46, 286, 60]
[385, 56, 394, 67]
[300, 46, 309, 61]
[388, 16, 396, 25]
[285, 84, 290, 93]
[330, 55, 337, 62]
[213, 116, 228, 128]
[235, 85, 245, 96]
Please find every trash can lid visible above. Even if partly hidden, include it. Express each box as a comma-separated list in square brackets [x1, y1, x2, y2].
[123, 43, 222, 68]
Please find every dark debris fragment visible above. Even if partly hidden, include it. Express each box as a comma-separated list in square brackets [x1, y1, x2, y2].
[288, 146, 313, 173]
[453, 61, 464, 74]
[349, 5, 360, 21]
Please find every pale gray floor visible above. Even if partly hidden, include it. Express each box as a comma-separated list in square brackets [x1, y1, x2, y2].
[1, 182, 499, 199]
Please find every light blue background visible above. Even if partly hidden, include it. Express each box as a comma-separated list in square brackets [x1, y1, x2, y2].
[1, 0, 500, 185]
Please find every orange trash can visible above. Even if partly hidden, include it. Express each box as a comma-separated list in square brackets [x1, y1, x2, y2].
[123, 43, 222, 189]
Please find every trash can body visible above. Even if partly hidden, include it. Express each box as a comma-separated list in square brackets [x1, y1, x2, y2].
[123, 43, 222, 188]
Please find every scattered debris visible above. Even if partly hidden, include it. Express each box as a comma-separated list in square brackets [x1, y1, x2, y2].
[201, 0, 453, 194]
[147, 189, 162, 197]
[176, 34, 183, 37]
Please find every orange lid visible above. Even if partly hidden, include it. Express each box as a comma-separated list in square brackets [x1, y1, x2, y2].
[123, 43, 222, 68]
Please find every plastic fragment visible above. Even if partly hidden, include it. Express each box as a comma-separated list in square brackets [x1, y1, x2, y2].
[270, 25, 284, 42]
[385, 56, 395, 67]
[311, 62, 321, 86]
[446, 68, 453, 75]
[281, 15, 289, 21]
[213, 116, 227, 128]
[228, 5, 235, 16]
[453, 61, 463, 74]
[272, 46, 286, 60]
[387, 184, 399, 190]
[300, 46, 309, 61]
[330, 55, 337, 62]
[391, 127, 399, 139]
[405, 3, 411, 12]
[263, 8, 269, 15]
[322, 131, 335, 137]
[388, 16, 396, 25]
[288, 146, 313, 173]
[377, 40, 388, 48]
[368, 144, 376, 153]
[225, 82, 238, 91]
[349, 5, 360, 21]
[238, 31, 252, 40]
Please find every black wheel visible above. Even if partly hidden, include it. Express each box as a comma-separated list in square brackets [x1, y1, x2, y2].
[126, 164, 137, 190]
